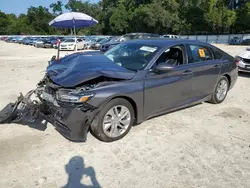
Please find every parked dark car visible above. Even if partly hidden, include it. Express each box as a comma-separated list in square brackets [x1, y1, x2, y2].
[229, 37, 242, 45]
[6, 37, 18, 43]
[241, 39, 250, 45]
[100, 33, 160, 52]
[92, 37, 113, 50]
[23, 37, 33, 45]
[16, 39, 237, 143]
[43, 39, 54, 48]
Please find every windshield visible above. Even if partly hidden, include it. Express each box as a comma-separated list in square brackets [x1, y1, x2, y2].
[64, 38, 75, 43]
[104, 43, 160, 71]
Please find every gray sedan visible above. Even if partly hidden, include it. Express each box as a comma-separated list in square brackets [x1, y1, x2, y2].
[3, 39, 238, 142]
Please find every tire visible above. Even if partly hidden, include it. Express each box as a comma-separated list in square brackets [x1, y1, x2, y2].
[90, 98, 135, 142]
[210, 76, 229, 104]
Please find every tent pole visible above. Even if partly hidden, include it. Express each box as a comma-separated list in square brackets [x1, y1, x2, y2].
[74, 22, 77, 52]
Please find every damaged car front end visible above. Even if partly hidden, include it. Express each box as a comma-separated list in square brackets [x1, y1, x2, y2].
[0, 51, 136, 142]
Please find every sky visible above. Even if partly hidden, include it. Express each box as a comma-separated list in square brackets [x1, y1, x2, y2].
[0, 0, 99, 15]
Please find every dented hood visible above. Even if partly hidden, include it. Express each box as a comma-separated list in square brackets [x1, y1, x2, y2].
[46, 53, 135, 87]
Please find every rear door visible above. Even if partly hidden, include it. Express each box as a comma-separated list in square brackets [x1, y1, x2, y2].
[185, 44, 222, 99]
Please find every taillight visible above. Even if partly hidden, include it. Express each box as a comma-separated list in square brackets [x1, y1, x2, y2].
[235, 59, 239, 66]
[235, 56, 241, 66]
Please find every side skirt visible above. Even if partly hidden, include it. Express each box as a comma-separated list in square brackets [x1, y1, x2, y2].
[143, 95, 212, 122]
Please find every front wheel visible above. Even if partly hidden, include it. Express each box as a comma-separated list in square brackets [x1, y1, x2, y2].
[210, 76, 229, 104]
[90, 98, 135, 142]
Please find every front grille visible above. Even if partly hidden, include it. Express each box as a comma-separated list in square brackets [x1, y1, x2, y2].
[243, 58, 250, 64]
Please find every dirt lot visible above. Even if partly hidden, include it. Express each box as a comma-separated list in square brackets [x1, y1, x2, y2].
[0, 41, 250, 188]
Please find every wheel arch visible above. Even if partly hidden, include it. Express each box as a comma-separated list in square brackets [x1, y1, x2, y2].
[223, 74, 231, 87]
[103, 96, 138, 124]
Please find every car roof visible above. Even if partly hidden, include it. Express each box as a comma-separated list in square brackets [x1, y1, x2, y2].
[124, 38, 209, 47]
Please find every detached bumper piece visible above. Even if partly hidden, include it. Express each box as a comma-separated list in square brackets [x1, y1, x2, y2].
[0, 91, 39, 124]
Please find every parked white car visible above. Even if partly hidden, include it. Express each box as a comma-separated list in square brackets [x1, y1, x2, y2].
[59, 38, 84, 51]
[235, 48, 250, 73]
[161, 35, 179, 39]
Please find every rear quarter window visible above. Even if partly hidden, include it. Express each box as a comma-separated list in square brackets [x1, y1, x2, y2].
[188, 45, 213, 63]
[212, 49, 223, 59]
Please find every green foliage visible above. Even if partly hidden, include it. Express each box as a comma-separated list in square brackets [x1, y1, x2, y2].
[0, 0, 249, 35]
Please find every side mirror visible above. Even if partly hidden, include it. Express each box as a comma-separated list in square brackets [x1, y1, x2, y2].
[154, 63, 174, 73]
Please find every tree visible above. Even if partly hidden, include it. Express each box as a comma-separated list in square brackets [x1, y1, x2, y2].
[27, 6, 55, 34]
[50, 1, 64, 15]
[0, 11, 10, 34]
[205, 0, 236, 33]
[233, 1, 250, 33]
[0, 0, 249, 35]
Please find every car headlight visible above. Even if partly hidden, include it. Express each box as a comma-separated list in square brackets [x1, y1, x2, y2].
[56, 90, 94, 103]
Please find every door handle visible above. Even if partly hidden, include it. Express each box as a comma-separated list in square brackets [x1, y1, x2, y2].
[213, 64, 222, 68]
[182, 70, 192, 75]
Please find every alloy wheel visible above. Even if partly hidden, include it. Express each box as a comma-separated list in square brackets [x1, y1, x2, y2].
[216, 79, 228, 101]
[102, 105, 131, 138]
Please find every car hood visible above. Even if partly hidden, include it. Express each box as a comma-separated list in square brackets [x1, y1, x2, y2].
[46, 53, 136, 88]
[238, 50, 250, 59]
[61, 42, 75, 45]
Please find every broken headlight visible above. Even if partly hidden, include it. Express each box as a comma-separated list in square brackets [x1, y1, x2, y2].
[56, 89, 94, 103]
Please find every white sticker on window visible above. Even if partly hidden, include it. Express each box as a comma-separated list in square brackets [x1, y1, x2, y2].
[140, 46, 157, 53]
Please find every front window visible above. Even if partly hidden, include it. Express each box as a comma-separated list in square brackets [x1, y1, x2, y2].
[104, 43, 160, 71]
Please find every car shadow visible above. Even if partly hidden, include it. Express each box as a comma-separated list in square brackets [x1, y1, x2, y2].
[63, 156, 101, 188]
[238, 72, 250, 78]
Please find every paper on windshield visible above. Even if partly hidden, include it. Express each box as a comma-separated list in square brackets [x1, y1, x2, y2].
[140, 46, 157, 53]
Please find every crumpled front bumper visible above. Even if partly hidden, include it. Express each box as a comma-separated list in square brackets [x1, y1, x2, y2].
[40, 99, 98, 142]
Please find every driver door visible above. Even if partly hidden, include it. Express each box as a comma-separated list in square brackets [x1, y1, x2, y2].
[143, 45, 193, 119]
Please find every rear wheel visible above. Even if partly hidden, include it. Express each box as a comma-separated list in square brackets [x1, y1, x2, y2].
[210, 76, 229, 104]
[90, 98, 135, 142]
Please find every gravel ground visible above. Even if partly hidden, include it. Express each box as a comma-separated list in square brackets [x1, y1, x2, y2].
[0, 42, 250, 188]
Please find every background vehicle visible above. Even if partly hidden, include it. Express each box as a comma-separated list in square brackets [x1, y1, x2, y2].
[43, 38, 54, 48]
[100, 33, 160, 52]
[229, 37, 242, 45]
[34, 38, 46, 48]
[30, 39, 237, 143]
[235, 48, 250, 73]
[53, 37, 65, 48]
[241, 39, 250, 45]
[60, 38, 84, 50]
[86, 37, 107, 49]
[161, 35, 179, 39]
[92, 37, 113, 50]
[23, 37, 32, 45]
